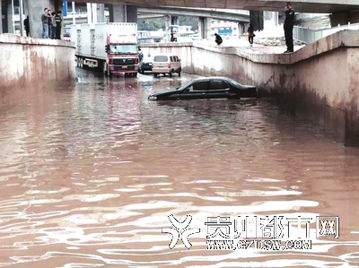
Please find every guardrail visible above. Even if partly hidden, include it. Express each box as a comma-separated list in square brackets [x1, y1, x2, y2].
[294, 23, 359, 44]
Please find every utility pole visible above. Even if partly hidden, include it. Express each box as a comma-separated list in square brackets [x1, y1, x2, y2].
[72, 1, 76, 25]
[92, 3, 97, 24]
[87, 3, 92, 23]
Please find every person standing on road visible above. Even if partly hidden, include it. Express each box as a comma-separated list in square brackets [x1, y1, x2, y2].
[138, 47, 144, 62]
[284, 2, 295, 53]
[55, 11, 63, 39]
[248, 24, 255, 47]
[24, 16, 30, 37]
[41, 8, 49, 38]
[215, 33, 223, 46]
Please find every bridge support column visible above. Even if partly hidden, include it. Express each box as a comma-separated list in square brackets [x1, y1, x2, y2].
[126, 5, 137, 23]
[109, 4, 137, 23]
[198, 17, 209, 39]
[97, 4, 105, 23]
[7, 0, 14, 33]
[24, 0, 55, 38]
[0, 0, 13, 34]
[109, 4, 125, 22]
[171, 15, 178, 26]
[330, 11, 359, 26]
[86, 3, 106, 24]
[87, 3, 97, 23]
[1, 0, 9, 33]
[0, 0, 2, 33]
[166, 15, 178, 41]
[165, 15, 170, 40]
[250, 10, 264, 31]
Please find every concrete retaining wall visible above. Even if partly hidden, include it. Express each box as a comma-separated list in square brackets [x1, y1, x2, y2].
[142, 31, 359, 111]
[142, 31, 359, 145]
[0, 34, 76, 90]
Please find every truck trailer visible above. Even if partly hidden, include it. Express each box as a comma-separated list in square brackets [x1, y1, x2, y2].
[71, 23, 139, 77]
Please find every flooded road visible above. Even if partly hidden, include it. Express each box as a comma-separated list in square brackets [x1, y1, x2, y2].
[0, 71, 358, 267]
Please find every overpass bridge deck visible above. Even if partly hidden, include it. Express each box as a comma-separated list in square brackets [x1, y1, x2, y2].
[74, 0, 359, 13]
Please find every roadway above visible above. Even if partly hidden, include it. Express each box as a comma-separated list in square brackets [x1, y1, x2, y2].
[74, 0, 359, 13]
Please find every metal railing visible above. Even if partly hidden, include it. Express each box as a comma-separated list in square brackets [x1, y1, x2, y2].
[294, 23, 359, 44]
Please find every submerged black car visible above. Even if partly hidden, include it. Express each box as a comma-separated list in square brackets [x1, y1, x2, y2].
[148, 77, 257, 100]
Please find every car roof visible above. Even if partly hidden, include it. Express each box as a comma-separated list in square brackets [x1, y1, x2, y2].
[178, 76, 240, 91]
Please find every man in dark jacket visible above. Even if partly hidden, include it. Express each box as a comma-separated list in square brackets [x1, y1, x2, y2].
[248, 24, 255, 47]
[215, 33, 223, 46]
[55, 11, 62, 39]
[24, 16, 30, 37]
[284, 2, 295, 53]
[41, 8, 49, 38]
[48, 10, 55, 39]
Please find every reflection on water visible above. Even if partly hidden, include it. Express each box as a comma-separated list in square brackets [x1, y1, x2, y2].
[0, 70, 358, 267]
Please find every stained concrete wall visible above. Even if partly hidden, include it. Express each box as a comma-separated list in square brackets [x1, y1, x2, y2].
[0, 34, 76, 90]
[142, 30, 359, 145]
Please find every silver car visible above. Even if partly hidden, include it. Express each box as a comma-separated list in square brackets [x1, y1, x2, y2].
[152, 55, 182, 77]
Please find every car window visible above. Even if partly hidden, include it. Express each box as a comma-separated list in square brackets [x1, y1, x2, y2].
[193, 81, 209, 91]
[209, 80, 229, 90]
[174, 56, 179, 62]
[154, 55, 168, 62]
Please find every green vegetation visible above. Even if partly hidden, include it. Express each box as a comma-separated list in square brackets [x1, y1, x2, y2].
[179, 17, 199, 31]
[138, 16, 199, 31]
[138, 18, 165, 31]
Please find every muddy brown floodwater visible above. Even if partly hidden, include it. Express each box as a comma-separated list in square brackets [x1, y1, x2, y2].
[0, 70, 358, 267]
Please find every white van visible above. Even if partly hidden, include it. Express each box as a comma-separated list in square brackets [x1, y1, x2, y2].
[152, 55, 182, 77]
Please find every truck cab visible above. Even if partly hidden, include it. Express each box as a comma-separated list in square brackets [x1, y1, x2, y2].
[104, 31, 139, 77]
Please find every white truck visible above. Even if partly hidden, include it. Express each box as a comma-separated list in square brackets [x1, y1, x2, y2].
[71, 23, 139, 77]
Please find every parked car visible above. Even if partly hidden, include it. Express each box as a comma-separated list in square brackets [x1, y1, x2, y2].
[152, 54, 181, 77]
[148, 77, 257, 100]
[138, 54, 153, 74]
